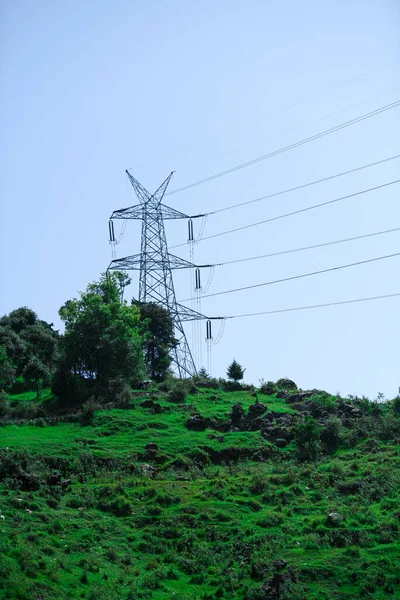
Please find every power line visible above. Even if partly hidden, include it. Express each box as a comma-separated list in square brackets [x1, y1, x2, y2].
[211, 153, 400, 215]
[170, 178, 400, 249]
[173, 85, 400, 177]
[218, 226, 400, 266]
[225, 292, 400, 319]
[166, 99, 400, 196]
[129, 56, 400, 171]
[180, 251, 400, 302]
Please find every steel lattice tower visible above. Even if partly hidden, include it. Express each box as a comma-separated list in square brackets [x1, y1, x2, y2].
[108, 171, 218, 378]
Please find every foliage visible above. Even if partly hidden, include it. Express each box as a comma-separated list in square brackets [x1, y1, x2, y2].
[0, 308, 58, 393]
[276, 378, 297, 390]
[321, 416, 342, 453]
[227, 359, 245, 383]
[260, 381, 277, 395]
[133, 301, 177, 382]
[55, 273, 145, 401]
[0, 345, 16, 390]
[295, 416, 321, 461]
[22, 356, 50, 400]
[1, 385, 400, 598]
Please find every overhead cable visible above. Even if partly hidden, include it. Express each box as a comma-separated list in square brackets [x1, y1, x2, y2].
[211, 153, 400, 215]
[170, 179, 400, 249]
[130, 56, 400, 171]
[179, 251, 400, 302]
[225, 292, 400, 319]
[166, 99, 400, 196]
[218, 226, 400, 266]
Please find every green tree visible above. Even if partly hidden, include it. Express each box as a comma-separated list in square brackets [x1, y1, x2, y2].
[56, 273, 145, 398]
[0, 308, 58, 390]
[227, 359, 245, 383]
[23, 356, 50, 400]
[0, 345, 16, 390]
[133, 301, 177, 381]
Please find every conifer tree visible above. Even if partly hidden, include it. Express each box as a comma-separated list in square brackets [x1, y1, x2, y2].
[227, 359, 245, 383]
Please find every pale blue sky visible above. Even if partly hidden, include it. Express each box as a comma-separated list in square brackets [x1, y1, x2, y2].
[1, 0, 399, 397]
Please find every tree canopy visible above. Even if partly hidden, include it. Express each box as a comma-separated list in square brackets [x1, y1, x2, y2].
[0, 307, 58, 393]
[57, 273, 145, 391]
[133, 300, 177, 382]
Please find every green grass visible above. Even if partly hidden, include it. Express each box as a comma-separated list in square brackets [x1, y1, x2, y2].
[1, 386, 399, 599]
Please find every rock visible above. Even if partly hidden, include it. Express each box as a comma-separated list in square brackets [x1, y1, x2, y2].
[248, 403, 267, 418]
[273, 558, 287, 571]
[61, 478, 71, 488]
[145, 442, 159, 451]
[261, 573, 284, 598]
[286, 391, 314, 404]
[48, 472, 61, 486]
[140, 399, 155, 409]
[276, 378, 297, 391]
[186, 414, 209, 431]
[327, 512, 343, 526]
[230, 403, 246, 428]
[275, 438, 288, 448]
[141, 463, 156, 478]
[276, 390, 288, 399]
[176, 475, 189, 481]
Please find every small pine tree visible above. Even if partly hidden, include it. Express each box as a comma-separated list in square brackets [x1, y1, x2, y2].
[227, 359, 245, 383]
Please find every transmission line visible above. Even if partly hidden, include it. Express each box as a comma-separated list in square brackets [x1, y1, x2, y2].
[211, 153, 400, 215]
[166, 99, 400, 196]
[129, 57, 400, 172]
[170, 179, 400, 249]
[217, 226, 400, 266]
[180, 251, 400, 302]
[225, 292, 400, 319]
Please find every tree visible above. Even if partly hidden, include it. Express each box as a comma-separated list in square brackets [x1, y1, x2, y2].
[227, 359, 245, 383]
[23, 356, 50, 400]
[0, 308, 58, 383]
[197, 367, 209, 379]
[56, 273, 145, 398]
[133, 301, 177, 382]
[0, 345, 16, 390]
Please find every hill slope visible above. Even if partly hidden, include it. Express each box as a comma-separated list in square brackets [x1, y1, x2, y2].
[1, 384, 399, 599]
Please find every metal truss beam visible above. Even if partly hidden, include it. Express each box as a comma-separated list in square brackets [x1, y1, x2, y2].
[109, 170, 217, 378]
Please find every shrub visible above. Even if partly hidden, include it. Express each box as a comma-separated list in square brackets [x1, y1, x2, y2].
[276, 378, 297, 390]
[260, 381, 276, 395]
[295, 416, 321, 461]
[168, 383, 187, 403]
[321, 416, 342, 453]
[80, 398, 101, 425]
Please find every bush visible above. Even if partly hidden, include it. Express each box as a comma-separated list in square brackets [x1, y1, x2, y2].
[321, 416, 342, 453]
[295, 416, 321, 461]
[260, 381, 276, 395]
[80, 398, 101, 425]
[276, 378, 297, 390]
[168, 382, 188, 403]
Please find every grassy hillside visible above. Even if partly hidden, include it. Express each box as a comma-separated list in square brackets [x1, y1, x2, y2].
[1, 384, 399, 599]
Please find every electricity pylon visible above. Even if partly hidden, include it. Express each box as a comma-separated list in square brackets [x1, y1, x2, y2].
[108, 171, 219, 378]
